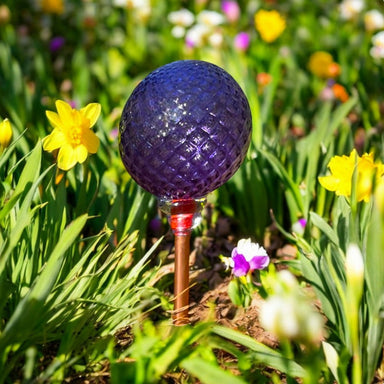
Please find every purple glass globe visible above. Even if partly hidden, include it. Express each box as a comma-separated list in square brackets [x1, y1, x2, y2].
[119, 60, 252, 200]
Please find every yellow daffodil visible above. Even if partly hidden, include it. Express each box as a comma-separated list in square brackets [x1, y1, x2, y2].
[0, 118, 12, 149]
[41, 0, 64, 14]
[254, 10, 286, 43]
[308, 51, 342, 79]
[319, 149, 384, 202]
[43, 100, 101, 171]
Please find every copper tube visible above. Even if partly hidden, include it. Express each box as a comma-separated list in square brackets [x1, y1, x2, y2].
[173, 233, 191, 326]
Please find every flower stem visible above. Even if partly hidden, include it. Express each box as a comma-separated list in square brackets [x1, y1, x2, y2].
[75, 159, 90, 216]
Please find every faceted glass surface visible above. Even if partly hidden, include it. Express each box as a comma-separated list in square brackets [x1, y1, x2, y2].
[119, 60, 252, 200]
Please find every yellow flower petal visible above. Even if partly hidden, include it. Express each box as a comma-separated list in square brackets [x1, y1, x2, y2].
[0, 118, 12, 148]
[328, 152, 355, 176]
[318, 175, 341, 192]
[43, 99, 101, 170]
[74, 144, 88, 164]
[361, 152, 375, 164]
[254, 9, 286, 43]
[55, 100, 74, 124]
[319, 149, 384, 203]
[46, 110, 63, 130]
[308, 51, 334, 78]
[57, 144, 77, 171]
[80, 103, 101, 128]
[82, 129, 100, 153]
[43, 129, 66, 151]
[356, 156, 376, 202]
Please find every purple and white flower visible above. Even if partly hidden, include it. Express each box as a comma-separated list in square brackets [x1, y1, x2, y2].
[228, 238, 270, 277]
[291, 218, 307, 236]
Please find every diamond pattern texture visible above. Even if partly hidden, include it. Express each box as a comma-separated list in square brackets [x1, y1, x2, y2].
[119, 60, 252, 199]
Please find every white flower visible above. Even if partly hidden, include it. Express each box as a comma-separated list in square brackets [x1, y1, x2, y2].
[372, 30, 384, 47]
[197, 10, 225, 27]
[127, 0, 149, 8]
[208, 31, 224, 47]
[113, 0, 127, 7]
[114, 0, 148, 8]
[260, 296, 300, 339]
[113, 0, 151, 20]
[370, 46, 384, 59]
[182, 10, 226, 49]
[171, 25, 187, 38]
[236, 238, 268, 262]
[370, 31, 384, 59]
[306, 311, 324, 343]
[136, 5, 151, 21]
[339, 0, 364, 20]
[364, 9, 384, 32]
[168, 9, 195, 27]
[291, 218, 307, 236]
[259, 270, 324, 345]
[185, 23, 210, 47]
[277, 269, 298, 291]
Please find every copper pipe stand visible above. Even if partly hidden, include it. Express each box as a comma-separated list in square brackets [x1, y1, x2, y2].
[173, 233, 191, 326]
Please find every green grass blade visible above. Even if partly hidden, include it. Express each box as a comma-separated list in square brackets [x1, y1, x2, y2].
[0, 214, 88, 352]
[181, 356, 247, 384]
[212, 325, 305, 377]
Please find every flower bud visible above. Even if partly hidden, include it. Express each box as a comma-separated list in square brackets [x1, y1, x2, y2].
[345, 243, 364, 302]
[0, 118, 12, 149]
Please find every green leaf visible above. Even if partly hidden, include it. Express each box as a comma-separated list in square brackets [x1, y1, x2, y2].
[227, 279, 244, 307]
[259, 148, 304, 220]
[0, 144, 54, 273]
[0, 215, 88, 351]
[0, 141, 42, 223]
[181, 356, 247, 384]
[212, 325, 305, 377]
[309, 212, 340, 247]
[322, 342, 340, 383]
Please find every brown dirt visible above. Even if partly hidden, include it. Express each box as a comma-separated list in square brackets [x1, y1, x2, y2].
[188, 273, 278, 349]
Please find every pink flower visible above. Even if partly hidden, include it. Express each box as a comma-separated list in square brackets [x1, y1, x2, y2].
[221, 0, 240, 23]
[234, 32, 250, 51]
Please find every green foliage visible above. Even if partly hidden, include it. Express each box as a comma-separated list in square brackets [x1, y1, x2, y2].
[110, 321, 246, 384]
[296, 195, 384, 383]
[0, 142, 164, 382]
[109, 320, 308, 384]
